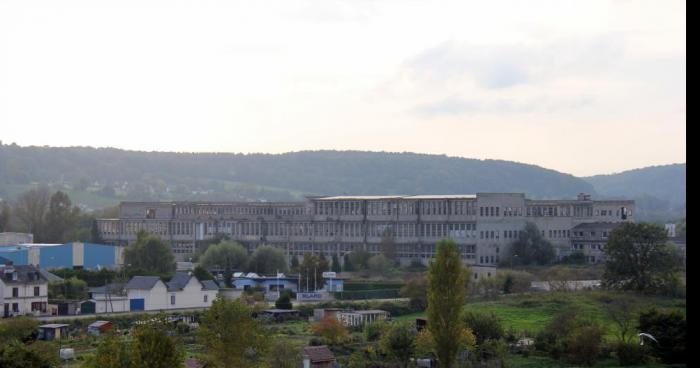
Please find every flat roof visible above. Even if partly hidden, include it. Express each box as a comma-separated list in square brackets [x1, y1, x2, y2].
[40, 324, 69, 328]
[314, 195, 477, 200]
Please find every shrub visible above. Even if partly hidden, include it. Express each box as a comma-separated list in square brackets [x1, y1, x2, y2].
[615, 341, 651, 366]
[565, 324, 606, 366]
[638, 309, 686, 364]
[275, 294, 293, 310]
[472, 338, 508, 365]
[462, 311, 505, 344]
[310, 317, 349, 345]
[363, 320, 387, 342]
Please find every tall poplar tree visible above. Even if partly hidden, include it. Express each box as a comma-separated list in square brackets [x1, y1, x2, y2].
[427, 239, 469, 368]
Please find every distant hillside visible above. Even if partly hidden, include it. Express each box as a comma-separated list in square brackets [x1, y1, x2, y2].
[584, 164, 686, 222]
[0, 144, 593, 205]
[0, 144, 685, 221]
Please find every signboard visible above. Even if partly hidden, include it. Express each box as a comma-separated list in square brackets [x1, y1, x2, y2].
[322, 271, 336, 278]
[296, 292, 326, 301]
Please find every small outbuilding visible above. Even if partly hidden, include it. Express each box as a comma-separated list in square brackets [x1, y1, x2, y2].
[258, 309, 301, 322]
[336, 309, 390, 327]
[38, 324, 69, 341]
[302, 345, 337, 368]
[88, 320, 113, 336]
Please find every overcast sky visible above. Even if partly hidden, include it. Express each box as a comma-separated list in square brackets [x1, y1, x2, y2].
[0, 0, 685, 176]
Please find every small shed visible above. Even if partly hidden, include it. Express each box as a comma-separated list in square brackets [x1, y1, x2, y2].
[88, 320, 113, 336]
[313, 308, 345, 322]
[38, 324, 69, 341]
[337, 309, 390, 327]
[416, 317, 427, 332]
[259, 309, 301, 322]
[302, 345, 337, 368]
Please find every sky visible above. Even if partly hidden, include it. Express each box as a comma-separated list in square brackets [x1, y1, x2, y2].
[0, 0, 685, 177]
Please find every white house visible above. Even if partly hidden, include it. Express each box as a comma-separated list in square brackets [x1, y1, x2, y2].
[125, 276, 169, 311]
[125, 273, 219, 312]
[165, 273, 219, 309]
[1, 263, 54, 317]
[84, 283, 129, 314]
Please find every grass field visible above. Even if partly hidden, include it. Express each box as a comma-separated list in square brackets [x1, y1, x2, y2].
[395, 290, 685, 340]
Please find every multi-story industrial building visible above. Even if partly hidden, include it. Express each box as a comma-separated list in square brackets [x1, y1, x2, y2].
[96, 193, 634, 265]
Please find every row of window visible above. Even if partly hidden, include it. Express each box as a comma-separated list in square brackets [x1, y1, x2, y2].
[199, 221, 480, 239]
[571, 243, 604, 251]
[316, 200, 478, 217]
[174, 205, 305, 217]
[9, 286, 41, 298]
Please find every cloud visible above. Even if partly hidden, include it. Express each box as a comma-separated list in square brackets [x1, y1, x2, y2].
[412, 95, 595, 118]
[403, 34, 626, 89]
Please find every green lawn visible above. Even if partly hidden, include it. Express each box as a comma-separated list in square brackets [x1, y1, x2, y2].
[396, 291, 685, 340]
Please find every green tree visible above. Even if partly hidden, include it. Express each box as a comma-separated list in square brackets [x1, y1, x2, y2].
[130, 321, 184, 368]
[193, 265, 215, 281]
[13, 186, 50, 242]
[199, 240, 249, 273]
[427, 239, 469, 368]
[0, 340, 59, 368]
[90, 219, 104, 243]
[331, 254, 341, 273]
[0, 317, 39, 345]
[603, 222, 683, 293]
[346, 249, 371, 270]
[298, 253, 329, 292]
[400, 275, 428, 311]
[199, 297, 270, 368]
[363, 320, 387, 342]
[638, 309, 686, 364]
[275, 293, 293, 310]
[368, 254, 394, 276]
[123, 230, 175, 275]
[0, 201, 10, 232]
[290, 255, 300, 273]
[44, 191, 80, 243]
[48, 277, 88, 300]
[343, 253, 355, 272]
[247, 245, 287, 275]
[81, 332, 132, 368]
[311, 316, 349, 345]
[509, 222, 555, 266]
[675, 217, 686, 238]
[380, 322, 416, 368]
[266, 340, 301, 368]
[462, 311, 504, 344]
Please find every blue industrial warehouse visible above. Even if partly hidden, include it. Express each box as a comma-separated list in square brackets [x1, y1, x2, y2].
[0, 242, 123, 270]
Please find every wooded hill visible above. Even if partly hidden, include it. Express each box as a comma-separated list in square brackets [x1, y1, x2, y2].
[0, 144, 685, 221]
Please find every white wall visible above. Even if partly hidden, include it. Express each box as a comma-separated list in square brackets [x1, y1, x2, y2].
[127, 281, 168, 311]
[92, 295, 129, 314]
[0, 280, 48, 316]
[168, 278, 219, 309]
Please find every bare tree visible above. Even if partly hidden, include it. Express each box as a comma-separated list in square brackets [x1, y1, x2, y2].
[607, 295, 639, 343]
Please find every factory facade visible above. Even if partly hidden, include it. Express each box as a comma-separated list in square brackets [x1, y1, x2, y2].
[96, 193, 634, 265]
